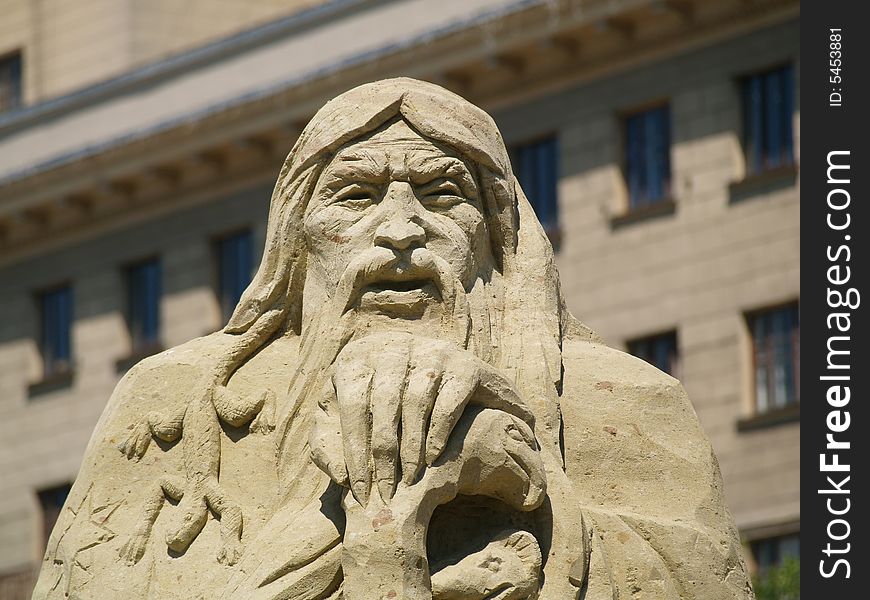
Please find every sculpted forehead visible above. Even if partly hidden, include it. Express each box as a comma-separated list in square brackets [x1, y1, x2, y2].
[316, 120, 474, 189]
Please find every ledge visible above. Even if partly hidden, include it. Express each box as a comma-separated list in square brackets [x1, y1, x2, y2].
[728, 164, 798, 204]
[736, 403, 800, 432]
[28, 368, 74, 399]
[115, 344, 164, 373]
[610, 198, 676, 229]
[740, 519, 801, 543]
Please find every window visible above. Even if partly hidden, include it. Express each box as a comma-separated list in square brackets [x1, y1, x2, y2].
[39, 286, 73, 377]
[125, 258, 161, 352]
[741, 64, 795, 175]
[0, 51, 22, 113]
[38, 483, 72, 549]
[510, 136, 560, 247]
[628, 330, 679, 377]
[217, 230, 254, 323]
[748, 303, 799, 413]
[750, 533, 799, 575]
[624, 105, 671, 209]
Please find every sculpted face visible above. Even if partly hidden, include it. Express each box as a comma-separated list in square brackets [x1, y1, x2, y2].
[302, 119, 492, 325]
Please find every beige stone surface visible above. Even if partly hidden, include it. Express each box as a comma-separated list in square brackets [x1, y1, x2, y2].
[0, 0, 329, 104]
[33, 78, 753, 599]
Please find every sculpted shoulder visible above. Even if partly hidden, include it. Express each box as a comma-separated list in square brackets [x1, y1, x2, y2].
[102, 333, 228, 424]
[558, 336, 726, 527]
[560, 336, 681, 397]
[558, 337, 752, 600]
[559, 335, 703, 451]
[113, 333, 300, 407]
[86, 332, 300, 458]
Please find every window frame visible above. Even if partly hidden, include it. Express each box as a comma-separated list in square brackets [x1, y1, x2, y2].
[626, 329, 680, 378]
[508, 133, 562, 250]
[214, 228, 255, 325]
[0, 50, 23, 113]
[739, 62, 796, 177]
[749, 532, 800, 577]
[123, 256, 163, 355]
[37, 482, 72, 552]
[36, 283, 74, 380]
[744, 301, 800, 422]
[619, 100, 673, 212]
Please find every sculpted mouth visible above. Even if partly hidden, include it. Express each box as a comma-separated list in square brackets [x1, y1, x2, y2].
[359, 277, 441, 316]
[337, 248, 456, 318]
[366, 278, 434, 294]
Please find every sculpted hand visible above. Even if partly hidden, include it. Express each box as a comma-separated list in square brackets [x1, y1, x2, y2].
[326, 404, 546, 600]
[310, 331, 537, 506]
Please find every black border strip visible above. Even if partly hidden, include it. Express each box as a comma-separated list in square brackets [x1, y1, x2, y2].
[802, 1, 868, 595]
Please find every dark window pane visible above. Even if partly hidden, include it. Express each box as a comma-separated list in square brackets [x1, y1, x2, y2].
[751, 533, 800, 575]
[626, 115, 644, 205]
[625, 106, 670, 208]
[218, 231, 254, 323]
[781, 65, 795, 165]
[628, 330, 679, 376]
[511, 136, 559, 239]
[764, 69, 783, 169]
[743, 75, 763, 174]
[40, 286, 73, 375]
[748, 303, 799, 413]
[742, 65, 794, 175]
[0, 52, 23, 113]
[38, 483, 72, 549]
[127, 259, 161, 350]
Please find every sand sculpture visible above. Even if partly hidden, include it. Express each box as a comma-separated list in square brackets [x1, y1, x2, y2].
[34, 78, 754, 600]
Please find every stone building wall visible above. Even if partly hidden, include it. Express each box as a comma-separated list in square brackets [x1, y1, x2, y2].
[0, 0, 323, 103]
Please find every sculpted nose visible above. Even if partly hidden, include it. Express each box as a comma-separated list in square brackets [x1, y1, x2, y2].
[374, 181, 426, 251]
[374, 217, 426, 251]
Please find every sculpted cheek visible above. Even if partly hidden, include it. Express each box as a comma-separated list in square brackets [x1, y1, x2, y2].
[426, 209, 483, 282]
[448, 206, 486, 254]
[306, 209, 358, 250]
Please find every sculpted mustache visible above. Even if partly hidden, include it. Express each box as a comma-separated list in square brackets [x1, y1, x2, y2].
[333, 247, 459, 314]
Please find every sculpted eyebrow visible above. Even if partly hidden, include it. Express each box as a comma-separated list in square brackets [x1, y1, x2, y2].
[411, 157, 476, 191]
[322, 154, 386, 186]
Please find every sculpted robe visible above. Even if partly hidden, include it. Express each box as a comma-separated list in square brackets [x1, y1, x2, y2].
[33, 329, 752, 599]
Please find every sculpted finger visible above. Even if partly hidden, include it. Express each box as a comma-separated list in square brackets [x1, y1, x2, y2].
[476, 367, 536, 429]
[370, 347, 409, 502]
[401, 350, 444, 484]
[310, 423, 348, 487]
[334, 362, 374, 506]
[503, 417, 547, 509]
[426, 357, 478, 465]
[310, 379, 349, 487]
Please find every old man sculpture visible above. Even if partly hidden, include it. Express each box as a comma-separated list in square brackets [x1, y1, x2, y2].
[34, 78, 754, 600]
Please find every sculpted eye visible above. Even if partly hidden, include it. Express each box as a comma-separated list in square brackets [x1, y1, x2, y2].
[420, 179, 465, 208]
[332, 184, 379, 208]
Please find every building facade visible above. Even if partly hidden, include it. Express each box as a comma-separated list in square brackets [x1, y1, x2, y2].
[0, 0, 799, 595]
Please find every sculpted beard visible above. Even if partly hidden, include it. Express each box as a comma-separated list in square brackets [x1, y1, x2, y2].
[275, 238, 500, 472]
[297, 243, 497, 373]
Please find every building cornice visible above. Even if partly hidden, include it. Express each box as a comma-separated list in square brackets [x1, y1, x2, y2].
[0, 0, 799, 266]
[0, 0, 392, 136]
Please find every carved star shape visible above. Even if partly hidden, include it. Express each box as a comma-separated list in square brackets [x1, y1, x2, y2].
[50, 485, 124, 595]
